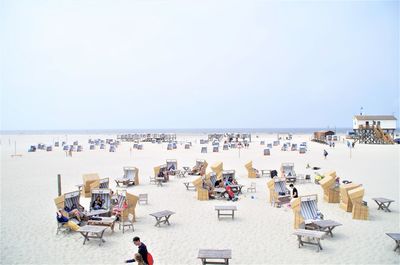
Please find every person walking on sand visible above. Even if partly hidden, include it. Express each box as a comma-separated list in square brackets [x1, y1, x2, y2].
[323, 149, 328, 159]
[126, 237, 151, 264]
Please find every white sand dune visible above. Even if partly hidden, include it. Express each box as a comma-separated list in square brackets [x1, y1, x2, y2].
[1, 133, 399, 264]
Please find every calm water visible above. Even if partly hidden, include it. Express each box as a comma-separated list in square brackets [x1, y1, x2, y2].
[1, 128, 353, 135]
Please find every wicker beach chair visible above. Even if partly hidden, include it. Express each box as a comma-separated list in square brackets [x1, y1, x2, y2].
[90, 189, 112, 212]
[115, 167, 139, 186]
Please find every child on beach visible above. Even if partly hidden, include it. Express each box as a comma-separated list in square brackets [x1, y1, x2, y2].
[92, 195, 104, 210]
[323, 149, 328, 159]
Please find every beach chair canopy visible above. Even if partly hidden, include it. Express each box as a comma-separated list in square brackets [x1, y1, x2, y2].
[64, 191, 81, 209]
[274, 180, 289, 194]
[222, 170, 235, 180]
[99, 178, 109, 188]
[300, 195, 319, 221]
[123, 167, 138, 180]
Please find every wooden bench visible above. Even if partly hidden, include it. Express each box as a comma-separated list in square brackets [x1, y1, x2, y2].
[372, 198, 395, 212]
[149, 210, 175, 227]
[77, 225, 108, 246]
[293, 229, 326, 252]
[386, 233, 400, 252]
[198, 249, 232, 265]
[215, 206, 237, 220]
[87, 217, 117, 232]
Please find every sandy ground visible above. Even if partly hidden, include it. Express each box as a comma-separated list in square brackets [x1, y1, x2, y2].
[1, 133, 399, 265]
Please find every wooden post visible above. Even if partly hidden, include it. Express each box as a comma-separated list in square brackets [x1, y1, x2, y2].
[57, 174, 62, 196]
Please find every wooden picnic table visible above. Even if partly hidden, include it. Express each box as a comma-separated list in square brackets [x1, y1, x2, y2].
[372, 198, 395, 212]
[386, 233, 400, 252]
[77, 225, 108, 246]
[149, 210, 175, 227]
[183, 182, 196, 191]
[293, 229, 326, 252]
[88, 217, 117, 232]
[182, 166, 191, 176]
[310, 220, 342, 237]
[214, 188, 227, 200]
[198, 249, 232, 265]
[215, 206, 237, 220]
[156, 177, 164, 187]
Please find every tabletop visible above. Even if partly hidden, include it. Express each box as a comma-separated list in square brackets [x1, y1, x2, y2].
[372, 197, 395, 203]
[312, 220, 342, 228]
[215, 206, 237, 211]
[198, 249, 232, 259]
[386, 233, 400, 241]
[149, 210, 175, 218]
[78, 225, 107, 233]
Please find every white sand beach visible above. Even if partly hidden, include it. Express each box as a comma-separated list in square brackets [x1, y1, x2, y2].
[1, 133, 399, 264]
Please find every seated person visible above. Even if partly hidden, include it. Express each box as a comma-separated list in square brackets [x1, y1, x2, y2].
[214, 179, 223, 188]
[224, 176, 237, 186]
[91, 195, 104, 210]
[56, 210, 69, 223]
[64, 203, 83, 222]
[112, 199, 128, 221]
[215, 179, 237, 201]
[56, 209, 80, 230]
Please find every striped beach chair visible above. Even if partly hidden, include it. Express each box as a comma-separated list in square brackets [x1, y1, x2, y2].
[115, 167, 139, 186]
[90, 177, 110, 190]
[90, 189, 112, 212]
[290, 195, 324, 228]
[166, 159, 178, 175]
[268, 179, 291, 207]
[64, 191, 83, 212]
[300, 197, 320, 224]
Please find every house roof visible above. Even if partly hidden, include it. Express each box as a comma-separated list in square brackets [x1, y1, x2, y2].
[354, 115, 397, 121]
[314, 130, 335, 134]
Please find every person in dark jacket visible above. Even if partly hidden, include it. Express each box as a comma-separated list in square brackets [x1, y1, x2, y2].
[126, 237, 148, 264]
[289, 184, 298, 198]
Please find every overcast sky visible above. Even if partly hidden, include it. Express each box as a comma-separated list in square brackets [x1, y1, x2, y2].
[1, 0, 398, 130]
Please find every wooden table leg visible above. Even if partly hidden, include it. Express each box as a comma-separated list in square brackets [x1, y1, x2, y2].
[155, 217, 161, 227]
[394, 240, 400, 251]
[318, 238, 323, 251]
[81, 232, 89, 245]
[165, 216, 171, 225]
[98, 230, 106, 246]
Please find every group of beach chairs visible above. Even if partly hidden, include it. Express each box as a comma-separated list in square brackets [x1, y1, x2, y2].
[54, 169, 145, 237]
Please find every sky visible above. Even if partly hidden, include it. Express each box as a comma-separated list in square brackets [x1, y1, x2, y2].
[1, 0, 399, 130]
